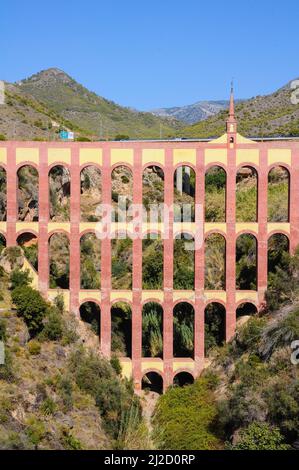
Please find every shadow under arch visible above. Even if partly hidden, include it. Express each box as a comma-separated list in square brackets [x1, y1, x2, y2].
[141, 371, 163, 394]
[173, 371, 194, 387]
[79, 301, 101, 338]
[204, 302, 226, 356]
[236, 233, 257, 290]
[48, 231, 70, 289]
[17, 231, 38, 271]
[236, 302, 258, 319]
[111, 301, 132, 358]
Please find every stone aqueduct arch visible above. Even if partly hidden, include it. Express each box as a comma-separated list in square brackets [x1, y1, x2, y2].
[1, 105, 299, 392]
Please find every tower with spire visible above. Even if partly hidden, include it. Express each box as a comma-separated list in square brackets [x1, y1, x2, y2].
[226, 81, 237, 141]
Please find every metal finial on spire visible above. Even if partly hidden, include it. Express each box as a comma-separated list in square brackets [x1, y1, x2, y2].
[231, 78, 234, 94]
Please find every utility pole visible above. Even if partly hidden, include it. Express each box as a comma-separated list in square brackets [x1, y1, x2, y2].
[160, 123, 163, 140]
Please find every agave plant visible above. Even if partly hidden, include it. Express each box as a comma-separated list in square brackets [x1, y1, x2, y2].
[259, 308, 299, 360]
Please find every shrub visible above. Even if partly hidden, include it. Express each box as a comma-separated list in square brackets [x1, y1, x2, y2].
[28, 339, 41, 355]
[11, 286, 48, 337]
[61, 427, 82, 450]
[54, 293, 64, 313]
[68, 347, 138, 438]
[265, 380, 299, 442]
[41, 308, 64, 341]
[40, 397, 56, 416]
[0, 345, 13, 381]
[110, 356, 122, 375]
[57, 376, 73, 411]
[231, 422, 289, 450]
[236, 317, 266, 353]
[10, 269, 32, 290]
[259, 308, 299, 360]
[25, 416, 46, 448]
[0, 319, 7, 341]
[153, 376, 222, 450]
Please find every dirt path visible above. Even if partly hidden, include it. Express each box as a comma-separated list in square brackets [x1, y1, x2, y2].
[136, 390, 160, 435]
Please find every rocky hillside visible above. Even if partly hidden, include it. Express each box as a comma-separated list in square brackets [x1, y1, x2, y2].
[151, 100, 229, 124]
[8, 68, 182, 140]
[181, 79, 299, 138]
[0, 82, 84, 141]
[1, 70, 299, 140]
[0, 249, 150, 450]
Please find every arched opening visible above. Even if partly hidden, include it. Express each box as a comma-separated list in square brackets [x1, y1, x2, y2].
[79, 301, 100, 337]
[204, 303, 226, 355]
[111, 166, 133, 222]
[205, 166, 226, 222]
[173, 233, 194, 290]
[141, 372, 163, 394]
[174, 165, 195, 222]
[17, 165, 39, 221]
[236, 166, 258, 222]
[49, 165, 70, 221]
[268, 166, 289, 222]
[173, 302, 194, 358]
[111, 233, 132, 289]
[111, 302, 132, 358]
[205, 233, 226, 290]
[80, 165, 102, 222]
[236, 234, 257, 290]
[0, 234, 6, 254]
[268, 233, 290, 286]
[0, 167, 7, 221]
[17, 232, 38, 271]
[80, 233, 101, 289]
[49, 233, 70, 289]
[173, 371, 194, 387]
[142, 302, 163, 358]
[143, 165, 164, 222]
[142, 233, 163, 289]
[236, 302, 258, 319]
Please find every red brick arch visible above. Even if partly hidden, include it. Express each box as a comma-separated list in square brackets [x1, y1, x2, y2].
[1, 132, 299, 392]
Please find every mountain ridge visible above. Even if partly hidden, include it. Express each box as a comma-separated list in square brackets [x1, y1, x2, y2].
[0, 68, 298, 140]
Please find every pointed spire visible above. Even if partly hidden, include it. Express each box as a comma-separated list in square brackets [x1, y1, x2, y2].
[226, 79, 237, 135]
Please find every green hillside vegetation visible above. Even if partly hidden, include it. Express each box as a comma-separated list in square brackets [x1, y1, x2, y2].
[153, 246, 299, 450]
[0, 263, 149, 450]
[17, 69, 183, 140]
[0, 84, 88, 141]
[181, 82, 299, 138]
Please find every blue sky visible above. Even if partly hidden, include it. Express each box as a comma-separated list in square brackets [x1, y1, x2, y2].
[1, 0, 298, 109]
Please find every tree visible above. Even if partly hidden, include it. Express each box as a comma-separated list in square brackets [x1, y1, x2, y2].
[11, 286, 48, 337]
[10, 269, 32, 290]
[232, 423, 289, 450]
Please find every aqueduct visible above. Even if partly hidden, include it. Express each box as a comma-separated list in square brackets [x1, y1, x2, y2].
[1, 93, 299, 391]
